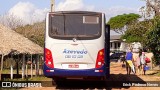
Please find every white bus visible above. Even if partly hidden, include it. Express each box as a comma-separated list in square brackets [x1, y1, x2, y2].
[43, 11, 110, 81]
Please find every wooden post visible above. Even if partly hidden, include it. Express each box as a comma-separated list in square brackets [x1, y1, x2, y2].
[10, 54, 13, 79]
[38, 55, 40, 75]
[26, 64, 28, 78]
[1, 54, 4, 71]
[31, 54, 33, 78]
[40, 55, 43, 75]
[16, 55, 19, 75]
[36, 55, 39, 76]
[11, 65, 13, 79]
[22, 54, 25, 79]
[35, 59, 36, 76]
[0, 54, 4, 81]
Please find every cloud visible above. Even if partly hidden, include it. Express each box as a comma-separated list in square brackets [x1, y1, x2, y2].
[56, 0, 94, 11]
[6, 0, 94, 25]
[6, 1, 140, 26]
[8, 2, 49, 24]
[104, 6, 140, 22]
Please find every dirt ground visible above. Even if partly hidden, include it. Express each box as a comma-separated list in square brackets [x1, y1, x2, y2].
[17, 61, 160, 90]
[109, 62, 160, 90]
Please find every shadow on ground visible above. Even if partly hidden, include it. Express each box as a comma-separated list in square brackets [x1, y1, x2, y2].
[1, 74, 22, 80]
[1, 74, 45, 81]
[55, 74, 146, 90]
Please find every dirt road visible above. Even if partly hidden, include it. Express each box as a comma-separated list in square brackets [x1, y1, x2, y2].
[18, 62, 160, 90]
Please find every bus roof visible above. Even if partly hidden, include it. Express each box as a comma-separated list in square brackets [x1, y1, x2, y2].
[48, 11, 103, 15]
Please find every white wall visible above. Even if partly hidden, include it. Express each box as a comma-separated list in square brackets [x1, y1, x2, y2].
[120, 42, 128, 51]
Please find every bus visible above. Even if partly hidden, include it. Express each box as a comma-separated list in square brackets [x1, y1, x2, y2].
[43, 11, 110, 81]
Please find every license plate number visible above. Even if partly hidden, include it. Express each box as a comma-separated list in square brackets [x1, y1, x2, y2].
[68, 64, 79, 68]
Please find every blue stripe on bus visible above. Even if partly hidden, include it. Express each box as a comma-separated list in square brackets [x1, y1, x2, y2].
[43, 64, 109, 77]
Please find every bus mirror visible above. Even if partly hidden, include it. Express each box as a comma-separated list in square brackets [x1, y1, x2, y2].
[105, 24, 110, 31]
[105, 24, 110, 71]
[105, 24, 110, 35]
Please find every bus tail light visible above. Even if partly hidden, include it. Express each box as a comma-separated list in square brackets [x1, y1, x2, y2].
[45, 48, 54, 68]
[95, 49, 104, 68]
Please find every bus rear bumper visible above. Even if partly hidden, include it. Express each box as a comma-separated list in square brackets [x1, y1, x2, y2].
[43, 64, 109, 78]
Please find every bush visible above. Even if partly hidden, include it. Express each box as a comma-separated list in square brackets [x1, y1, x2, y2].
[4, 58, 16, 69]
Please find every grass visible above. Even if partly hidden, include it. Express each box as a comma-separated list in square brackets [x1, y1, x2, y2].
[155, 71, 160, 76]
[2, 69, 17, 74]
[28, 76, 52, 81]
[2, 68, 51, 82]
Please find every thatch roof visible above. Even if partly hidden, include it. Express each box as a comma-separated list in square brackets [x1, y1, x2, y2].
[0, 24, 43, 55]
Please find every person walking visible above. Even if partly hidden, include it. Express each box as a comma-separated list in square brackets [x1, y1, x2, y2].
[136, 51, 146, 75]
[121, 52, 126, 64]
[125, 49, 135, 75]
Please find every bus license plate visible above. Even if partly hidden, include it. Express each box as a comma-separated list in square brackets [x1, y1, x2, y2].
[68, 64, 79, 68]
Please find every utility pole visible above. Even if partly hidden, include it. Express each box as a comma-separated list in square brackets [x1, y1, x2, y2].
[51, 0, 55, 12]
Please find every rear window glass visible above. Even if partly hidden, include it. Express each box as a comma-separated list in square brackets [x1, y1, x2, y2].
[48, 13, 102, 40]
[83, 16, 99, 24]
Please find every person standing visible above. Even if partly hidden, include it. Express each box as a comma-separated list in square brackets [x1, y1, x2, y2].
[137, 51, 146, 75]
[125, 49, 135, 75]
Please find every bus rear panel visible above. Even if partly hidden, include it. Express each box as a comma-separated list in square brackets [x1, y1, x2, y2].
[43, 11, 110, 80]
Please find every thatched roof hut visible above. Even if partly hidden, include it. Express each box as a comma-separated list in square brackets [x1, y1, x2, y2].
[0, 24, 43, 55]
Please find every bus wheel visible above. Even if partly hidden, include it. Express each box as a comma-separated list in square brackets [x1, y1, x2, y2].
[52, 78, 56, 85]
[52, 77, 66, 85]
[102, 76, 107, 81]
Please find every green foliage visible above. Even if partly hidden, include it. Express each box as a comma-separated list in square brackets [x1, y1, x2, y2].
[107, 13, 140, 34]
[15, 21, 45, 47]
[144, 17, 160, 64]
[121, 35, 142, 43]
[121, 20, 154, 43]
[122, 15, 160, 64]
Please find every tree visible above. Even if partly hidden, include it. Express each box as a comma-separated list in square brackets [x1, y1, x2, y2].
[15, 21, 45, 47]
[0, 13, 23, 29]
[140, 0, 160, 17]
[107, 13, 140, 34]
[121, 19, 154, 43]
[139, 0, 160, 64]
[144, 16, 160, 64]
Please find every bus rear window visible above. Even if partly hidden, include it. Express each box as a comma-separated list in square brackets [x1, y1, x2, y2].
[49, 13, 102, 39]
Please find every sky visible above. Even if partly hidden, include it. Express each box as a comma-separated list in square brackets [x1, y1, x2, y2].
[0, 0, 146, 34]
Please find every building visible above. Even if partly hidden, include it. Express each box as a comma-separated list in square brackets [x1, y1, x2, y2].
[110, 35, 127, 52]
[110, 35, 142, 52]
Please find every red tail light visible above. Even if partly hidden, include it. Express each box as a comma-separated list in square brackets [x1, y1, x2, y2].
[95, 49, 104, 68]
[45, 48, 54, 68]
